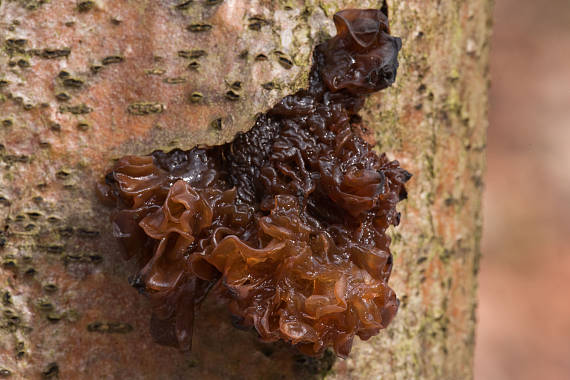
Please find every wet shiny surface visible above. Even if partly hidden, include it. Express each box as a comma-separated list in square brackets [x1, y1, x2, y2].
[101, 9, 409, 358]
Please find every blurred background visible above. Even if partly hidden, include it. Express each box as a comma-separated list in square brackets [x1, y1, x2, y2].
[474, 0, 570, 379]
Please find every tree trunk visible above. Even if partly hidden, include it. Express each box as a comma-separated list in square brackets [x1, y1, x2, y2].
[0, 0, 491, 379]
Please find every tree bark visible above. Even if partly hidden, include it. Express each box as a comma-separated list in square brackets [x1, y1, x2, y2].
[0, 0, 491, 379]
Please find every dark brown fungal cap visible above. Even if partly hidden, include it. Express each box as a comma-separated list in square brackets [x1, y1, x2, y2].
[319, 9, 402, 94]
[99, 8, 410, 358]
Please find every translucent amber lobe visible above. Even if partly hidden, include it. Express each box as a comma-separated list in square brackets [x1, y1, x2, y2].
[99, 8, 411, 358]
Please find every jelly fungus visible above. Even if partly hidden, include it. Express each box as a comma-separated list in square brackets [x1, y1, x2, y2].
[99, 8, 410, 358]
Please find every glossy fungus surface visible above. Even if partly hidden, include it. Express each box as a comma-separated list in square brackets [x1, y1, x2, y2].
[99, 8, 410, 358]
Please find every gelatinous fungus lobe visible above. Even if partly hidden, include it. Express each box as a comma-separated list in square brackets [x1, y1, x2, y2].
[99, 8, 410, 358]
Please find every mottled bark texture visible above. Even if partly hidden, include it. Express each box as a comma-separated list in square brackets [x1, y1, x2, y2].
[0, 0, 491, 379]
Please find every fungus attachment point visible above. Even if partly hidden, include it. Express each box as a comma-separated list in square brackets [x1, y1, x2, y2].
[100, 8, 410, 358]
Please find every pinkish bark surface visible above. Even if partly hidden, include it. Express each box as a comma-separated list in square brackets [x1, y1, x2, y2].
[0, 0, 491, 378]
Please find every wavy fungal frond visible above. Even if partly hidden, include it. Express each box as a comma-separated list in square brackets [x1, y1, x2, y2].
[99, 8, 410, 358]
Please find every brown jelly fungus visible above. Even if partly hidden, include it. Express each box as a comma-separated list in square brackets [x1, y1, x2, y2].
[99, 8, 410, 358]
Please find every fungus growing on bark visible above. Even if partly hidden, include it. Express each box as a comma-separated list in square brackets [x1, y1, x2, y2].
[99, 8, 410, 358]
